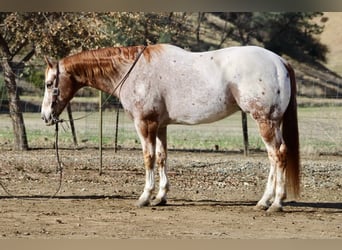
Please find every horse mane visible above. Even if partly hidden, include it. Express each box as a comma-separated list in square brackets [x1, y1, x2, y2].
[61, 45, 159, 83]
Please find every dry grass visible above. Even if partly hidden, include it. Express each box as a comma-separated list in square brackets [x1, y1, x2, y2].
[317, 12, 342, 75]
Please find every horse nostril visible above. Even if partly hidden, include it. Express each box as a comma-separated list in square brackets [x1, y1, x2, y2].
[41, 115, 49, 123]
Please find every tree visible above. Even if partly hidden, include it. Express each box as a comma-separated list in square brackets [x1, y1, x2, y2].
[213, 12, 256, 46]
[0, 12, 109, 150]
[104, 12, 189, 46]
[253, 12, 328, 62]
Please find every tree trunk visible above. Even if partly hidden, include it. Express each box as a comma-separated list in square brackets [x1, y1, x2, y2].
[1, 59, 29, 150]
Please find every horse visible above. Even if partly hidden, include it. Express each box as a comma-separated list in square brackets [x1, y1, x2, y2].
[41, 44, 300, 212]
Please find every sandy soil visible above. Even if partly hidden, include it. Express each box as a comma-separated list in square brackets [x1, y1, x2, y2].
[0, 148, 341, 239]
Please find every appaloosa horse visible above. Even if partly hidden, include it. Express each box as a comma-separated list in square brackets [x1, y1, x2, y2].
[41, 44, 300, 212]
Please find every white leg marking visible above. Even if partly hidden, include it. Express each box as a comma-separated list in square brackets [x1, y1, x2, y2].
[256, 148, 276, 210]
[138, 168, 155, 207]
[153, 127, 169, 206]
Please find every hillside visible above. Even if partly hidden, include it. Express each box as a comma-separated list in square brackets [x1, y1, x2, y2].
[319, 12, 342, 75]
[291, 12, 342, 100]
[292, 12, 342, 100]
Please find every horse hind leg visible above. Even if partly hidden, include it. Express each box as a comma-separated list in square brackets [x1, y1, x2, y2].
[151, 126, 169, 206]
[255, 119, 287, 212]
[254, 156, 276, 211]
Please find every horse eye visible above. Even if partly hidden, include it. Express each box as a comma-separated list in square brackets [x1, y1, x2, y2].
[46, 81, 53, 88]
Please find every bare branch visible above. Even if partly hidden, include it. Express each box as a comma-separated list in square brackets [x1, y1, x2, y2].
[20, 47, 35, 63]
[0, 33, 12, 58]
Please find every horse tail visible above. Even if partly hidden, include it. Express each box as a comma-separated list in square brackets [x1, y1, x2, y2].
[282, 62, 300, 198]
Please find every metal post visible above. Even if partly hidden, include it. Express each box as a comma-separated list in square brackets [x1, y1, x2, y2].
[66, 104, 78, 147]
[114, 106, 120, 153]
[99, 91, 103, 175]
[241, 111, 249, 156]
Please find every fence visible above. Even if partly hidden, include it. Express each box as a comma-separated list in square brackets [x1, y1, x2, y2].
[0, 71, 342, 156]
[0, 97, 341, 156]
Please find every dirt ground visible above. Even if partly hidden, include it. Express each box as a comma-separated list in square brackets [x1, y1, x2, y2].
[0, 148, 341, 239]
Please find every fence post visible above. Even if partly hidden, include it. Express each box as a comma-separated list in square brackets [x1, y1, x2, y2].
[99, 91, 103, 175]
[114, 106, 120, 153]
[241, 111, 249, 156]
[66, 104, 78, 147]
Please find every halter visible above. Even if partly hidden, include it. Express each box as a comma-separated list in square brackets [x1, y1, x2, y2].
[50, 61, 61, 124]
[51, 61, 60, 106]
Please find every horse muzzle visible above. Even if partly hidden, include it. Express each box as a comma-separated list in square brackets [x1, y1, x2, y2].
[41, 113, 58, 126]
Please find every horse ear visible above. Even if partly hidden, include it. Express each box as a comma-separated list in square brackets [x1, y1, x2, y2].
[44, 56, 54, 68]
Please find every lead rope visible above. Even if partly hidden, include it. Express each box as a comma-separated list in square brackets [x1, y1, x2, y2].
[50, 122, 63, 198]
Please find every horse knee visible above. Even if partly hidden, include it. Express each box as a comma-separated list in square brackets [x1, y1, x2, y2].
[156, 151, 166, 166]
[143, 152, 155, 169]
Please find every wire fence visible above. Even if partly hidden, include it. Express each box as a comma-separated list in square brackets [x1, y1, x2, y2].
[0, 71, 342, 156]
[0, 98, 341, 156]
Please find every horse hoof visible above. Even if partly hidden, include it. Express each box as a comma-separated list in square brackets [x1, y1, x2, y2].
[266, 205, 283, 213]
[136, 199, 150, 208]
[254, 204, 269, 211]
[151, 198, 167, 206]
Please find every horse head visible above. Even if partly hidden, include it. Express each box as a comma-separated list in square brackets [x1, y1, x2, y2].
[41, 57, 78, 125]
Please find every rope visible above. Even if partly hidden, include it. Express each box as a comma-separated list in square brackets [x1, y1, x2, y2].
[50, 122, 63, 198]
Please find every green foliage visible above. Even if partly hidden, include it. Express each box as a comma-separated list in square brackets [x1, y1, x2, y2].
[21, 66, 45, 89]
[213, 12, 328, 62]
[214, 12, 256, 45]
[104, 12, 189, 46]
[1, 12, 112, 59]
[255, 12, 328, 62]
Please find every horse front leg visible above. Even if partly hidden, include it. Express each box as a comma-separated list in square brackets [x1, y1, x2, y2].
[134, 118, 158, 207]
[152, 126, 169, 206]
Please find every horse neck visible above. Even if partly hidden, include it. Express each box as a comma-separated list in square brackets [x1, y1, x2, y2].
[80, 62, 133, 97]
[61, 47, 141, 97]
